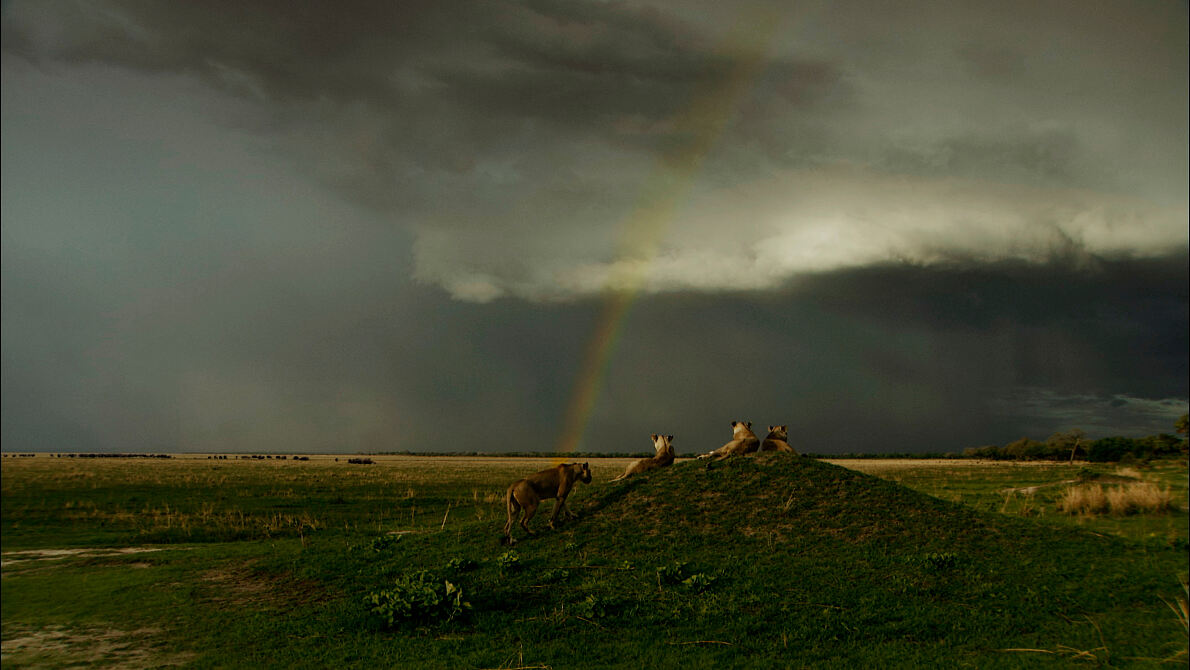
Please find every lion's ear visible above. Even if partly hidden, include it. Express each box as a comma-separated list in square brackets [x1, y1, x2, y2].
[731, 420, 738, 427]
[746, 421, 753, 428]
[651, 433, 658, 441]
[668, 435, 674, 442]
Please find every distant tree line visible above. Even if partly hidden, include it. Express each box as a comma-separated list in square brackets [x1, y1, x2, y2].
[48, 453, 173, 459]
[804, 451, 958, 460]
[963, 414, 1188, 463]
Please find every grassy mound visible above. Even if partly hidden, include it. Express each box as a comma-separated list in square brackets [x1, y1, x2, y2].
[578, 452, 1009, 550]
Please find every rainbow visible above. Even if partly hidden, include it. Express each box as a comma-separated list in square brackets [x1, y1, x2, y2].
[553, 13, 780, 458]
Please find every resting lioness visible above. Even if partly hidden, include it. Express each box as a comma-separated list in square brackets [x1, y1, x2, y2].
[502, 462, 592, 545]
[760, 425, 797, 454]
[611, 434, 675, 481]
[698, 420, 760, 460]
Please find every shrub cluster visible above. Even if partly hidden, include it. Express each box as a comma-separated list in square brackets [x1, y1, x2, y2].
[365, 571, 470, 629]
[495, 551, 521, 572]
[655, 561, 716, 592]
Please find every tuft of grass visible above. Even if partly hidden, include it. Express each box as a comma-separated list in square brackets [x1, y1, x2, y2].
[1166, 578, 1189, 636]
[1058, 482, 1173, 515]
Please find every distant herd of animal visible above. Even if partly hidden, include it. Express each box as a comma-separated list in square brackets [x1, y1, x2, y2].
[502, 421, 797, 545]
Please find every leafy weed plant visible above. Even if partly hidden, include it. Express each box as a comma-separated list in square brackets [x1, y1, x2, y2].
[365, 570, 470, 629]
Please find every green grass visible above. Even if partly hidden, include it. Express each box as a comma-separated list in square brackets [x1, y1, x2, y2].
[840, 458, 1190, 546]
[2, 454, 1187, 668]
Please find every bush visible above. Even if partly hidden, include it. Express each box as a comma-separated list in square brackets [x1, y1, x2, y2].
[495, 551, 520, 572]
[656, 561, 715, 592]
[681, 573, 716, 593]
[573, 594, 618, 619]
[656, 561, 689, 586]
[444, 557, 476, 573]
[365, 571, 470, 629]
[539, 568, 571, 583]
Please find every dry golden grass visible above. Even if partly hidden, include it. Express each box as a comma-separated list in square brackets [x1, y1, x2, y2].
[1167, 579, 1189, 636]
[1113, 466, 1144, 480]
[0, 624, 195, 669]
[1058, 482, 1173, 515]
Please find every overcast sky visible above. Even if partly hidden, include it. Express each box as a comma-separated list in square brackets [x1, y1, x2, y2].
[2, 1, 1186, 454]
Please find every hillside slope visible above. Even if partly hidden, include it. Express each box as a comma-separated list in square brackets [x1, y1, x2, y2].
[578, 452, 1011, 550]
[476, 453, 1187, 667]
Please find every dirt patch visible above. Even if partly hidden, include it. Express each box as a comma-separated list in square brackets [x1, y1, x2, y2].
[0, 624, 194, 668]
[0, 547, 183, 568]
[200, 562, 328, 611]
[1000, 480, 1077, 495]
[1001, 472, 1141, 496]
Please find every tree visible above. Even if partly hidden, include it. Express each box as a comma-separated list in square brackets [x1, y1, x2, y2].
[963, 445, 1003, 460]
[1003, 437, 1047, 460]
[1137, 434, 1181, 457]
[1087, 436, 1140, 462]
[1047, 429, 1087, 462]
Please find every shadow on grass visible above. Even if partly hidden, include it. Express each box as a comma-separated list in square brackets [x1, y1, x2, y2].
[579, 476, 649, 517]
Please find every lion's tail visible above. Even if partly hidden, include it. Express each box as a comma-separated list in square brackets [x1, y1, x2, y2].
[499, 483, 519, 545]
[504, 483, 518, 515]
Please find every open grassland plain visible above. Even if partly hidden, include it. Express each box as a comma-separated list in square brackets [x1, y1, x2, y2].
[2, 454, 1187, 668]
[832, 458, 1190, 545]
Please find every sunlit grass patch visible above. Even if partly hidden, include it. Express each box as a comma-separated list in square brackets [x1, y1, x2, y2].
[1058, 482, 1174, 515]
[0, 624, 195, 668]
[1113, 466, 1145, 480]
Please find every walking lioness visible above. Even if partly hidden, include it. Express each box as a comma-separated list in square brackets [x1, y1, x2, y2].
[502, 462, 592, 545]
[698, 420, 760, 460]
[612, 434, 675, 481]
[760, 425, 797, 454]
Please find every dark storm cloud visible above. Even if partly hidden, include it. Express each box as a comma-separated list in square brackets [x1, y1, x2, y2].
[2, 1, 1186, 454]
[6, 1, 1183, 303]
[790, 255, 1189, 398]
[1, 1, 836, 141]
[5, 0, 856, 301]
[583, 255, 1188, 453]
